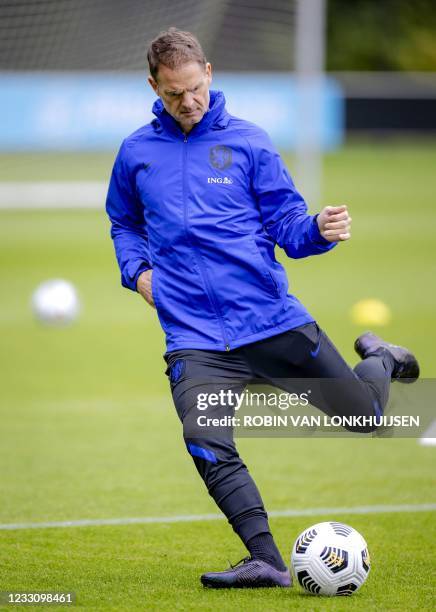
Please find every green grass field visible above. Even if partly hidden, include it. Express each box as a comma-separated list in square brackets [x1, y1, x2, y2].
[0, 141, 435, 610]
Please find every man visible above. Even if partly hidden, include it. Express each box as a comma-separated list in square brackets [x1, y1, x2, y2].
[106, 28, 419, 589]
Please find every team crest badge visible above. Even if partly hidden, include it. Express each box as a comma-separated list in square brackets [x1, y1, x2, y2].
[209, 145, 232, 170]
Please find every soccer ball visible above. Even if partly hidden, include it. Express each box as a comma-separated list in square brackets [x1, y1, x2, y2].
[32, 279, 80, 325]
[291, 521, 370, 596]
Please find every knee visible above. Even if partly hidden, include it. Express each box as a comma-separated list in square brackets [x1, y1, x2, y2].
[185, 441, 219, 465]
[184, 437, 245, 487]
[340, 412, 379, 434]
[184, 438, 239, 466]
[343, 422, 378, 434]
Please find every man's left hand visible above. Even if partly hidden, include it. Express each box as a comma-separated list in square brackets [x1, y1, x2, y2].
[317, 205, 352, 242]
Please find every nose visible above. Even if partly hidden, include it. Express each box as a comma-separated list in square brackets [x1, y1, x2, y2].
[181, 90, 195, 109]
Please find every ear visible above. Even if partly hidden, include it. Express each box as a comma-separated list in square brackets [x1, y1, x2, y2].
[205, 62, 212, 85]
[148, 76, 159, 95]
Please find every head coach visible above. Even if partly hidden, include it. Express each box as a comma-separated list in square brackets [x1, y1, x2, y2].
[106, 28, 419, 589]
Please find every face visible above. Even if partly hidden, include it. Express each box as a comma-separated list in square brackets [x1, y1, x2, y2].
[148, 61, 212, 133]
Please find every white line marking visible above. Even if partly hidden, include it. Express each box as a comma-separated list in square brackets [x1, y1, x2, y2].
[1, 503, 435, 531]
[420, 419, 436, 446]
[0, 182, 106, 209]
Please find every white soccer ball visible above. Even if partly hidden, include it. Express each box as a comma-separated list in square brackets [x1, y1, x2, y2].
[32, 279, 80, 325]
[291, 521, 370, 596]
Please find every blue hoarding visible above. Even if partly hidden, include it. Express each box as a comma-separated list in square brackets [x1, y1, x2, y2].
[0, 72, 343, 151]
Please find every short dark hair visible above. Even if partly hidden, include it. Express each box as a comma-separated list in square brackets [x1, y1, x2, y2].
[147, 27, 207, 81]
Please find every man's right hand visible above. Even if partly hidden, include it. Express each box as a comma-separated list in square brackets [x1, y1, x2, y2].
[136, 270, 155, 308]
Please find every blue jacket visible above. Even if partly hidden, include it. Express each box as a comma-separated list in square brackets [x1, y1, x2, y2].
[106, 90, 336, 352]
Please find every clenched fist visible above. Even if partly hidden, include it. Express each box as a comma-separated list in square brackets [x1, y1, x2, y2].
[136, 269, 155, 308]
[317, 205, 352, 243]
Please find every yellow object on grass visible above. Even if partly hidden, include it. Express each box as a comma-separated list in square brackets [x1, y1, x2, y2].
[350, 299, 392, 326]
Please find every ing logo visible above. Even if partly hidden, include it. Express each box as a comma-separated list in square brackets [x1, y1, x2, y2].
[207, 177, 233, 185]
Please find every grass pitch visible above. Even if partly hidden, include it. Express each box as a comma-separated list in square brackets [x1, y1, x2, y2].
[0, 140, 435, 610]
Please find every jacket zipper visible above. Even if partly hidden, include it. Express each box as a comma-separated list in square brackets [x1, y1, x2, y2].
[182, 133, 231, 351]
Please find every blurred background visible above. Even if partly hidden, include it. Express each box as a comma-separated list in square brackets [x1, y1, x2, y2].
[0, 1, 435, 605]
[1, 0, 435, 396]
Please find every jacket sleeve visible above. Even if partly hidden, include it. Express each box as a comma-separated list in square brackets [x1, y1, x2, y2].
[251, 129, 336, 259]
[106, 141, 152, 291]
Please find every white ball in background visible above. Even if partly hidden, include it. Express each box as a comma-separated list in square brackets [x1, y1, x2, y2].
[32, 279, 80, 325]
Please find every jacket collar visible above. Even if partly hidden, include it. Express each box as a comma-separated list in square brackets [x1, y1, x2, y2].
[151, 90, 230, 137]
